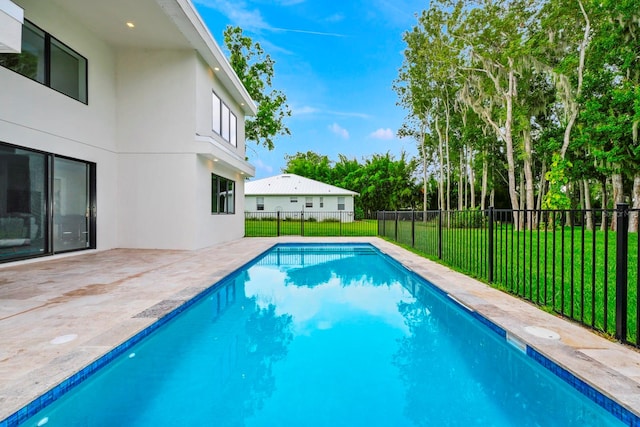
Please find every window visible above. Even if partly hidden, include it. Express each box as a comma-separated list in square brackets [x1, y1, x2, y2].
[320, 197, 324, 208]
[212, 90, 237, 146]
[0, 142, 96, 263]
[305, 197, 313, 208]
[256, 197, 264, 211]
[211, 174, 235, 214]
[337, 197, 345, 211]
[290, 197, 298, 203]
[0, 20, 87, 103]
[222, 103, 230, 141]
[212, 92, 221, 134]
[230, 113, 237, 147]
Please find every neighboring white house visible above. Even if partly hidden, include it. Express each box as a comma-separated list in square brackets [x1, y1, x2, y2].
[245, 174, 359, 222]
[0, 0, 257, 264]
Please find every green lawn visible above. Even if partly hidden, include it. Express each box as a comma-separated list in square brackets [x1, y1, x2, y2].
[245, 219, 378, 237]
[382, 219, 639, 344]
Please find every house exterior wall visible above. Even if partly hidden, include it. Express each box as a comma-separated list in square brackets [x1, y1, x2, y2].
[0, 0, 120, 251]
[245, 195, 356, 222]
[0, 0, 254, 263]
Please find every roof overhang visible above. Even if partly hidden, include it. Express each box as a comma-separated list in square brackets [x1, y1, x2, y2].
[47, 0, 256, 116]
[0, 0, 23, 53]
[195, 134, 256, 177]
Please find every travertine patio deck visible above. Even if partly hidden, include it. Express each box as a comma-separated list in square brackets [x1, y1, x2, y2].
[1, 237, 640, 423]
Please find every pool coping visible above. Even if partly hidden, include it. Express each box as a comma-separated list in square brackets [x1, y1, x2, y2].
[1, 237, 640, 425]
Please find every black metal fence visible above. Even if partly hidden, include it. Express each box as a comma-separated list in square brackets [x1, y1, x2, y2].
[245, 211, 378, 237]
[378, 205, 640, 347]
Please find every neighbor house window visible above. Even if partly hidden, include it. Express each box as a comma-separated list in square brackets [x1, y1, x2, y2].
[305, 197, 313, 208]
[256, 197, 264, 211]
[337, 197, 345, 211]
[211, 174, 235, 214]
[212, 90, 237, 146]
[0, 20, 87, 103]
[290, 197, 297, 203]
[320, 197, 324, 208]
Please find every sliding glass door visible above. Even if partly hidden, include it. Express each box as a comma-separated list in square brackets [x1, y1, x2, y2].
[0, 142, 95, 263]
[0, 145, 47, 259]
[53, 157, 90, 251]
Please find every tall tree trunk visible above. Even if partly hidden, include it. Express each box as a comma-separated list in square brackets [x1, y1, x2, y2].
[481, 151, 488, 210]
[459, 149, 464, 210]
[436, 116, 446, 211]
[444, 100, 452, 212]
[560, 0, 590, 159]
[611, 172, 624, 231]
[522, 128, 536, 229]
[630, 174, 640, 232]
[584, 179, 594, 231]
[601, 178, 608, 231]
[519, 169, 525, 229]
[536, 160, 547, 212]
[469, 150, 476, 209]
[505, 61, 520, 228]
[565, 182, 573, 227]
[419, 124, 428, 211]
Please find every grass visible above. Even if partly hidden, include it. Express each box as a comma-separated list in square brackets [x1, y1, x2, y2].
[245, 219, 378, 237]
[381, 219, 639, 345]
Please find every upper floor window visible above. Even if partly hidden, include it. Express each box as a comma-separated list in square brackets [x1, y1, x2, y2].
[256, 197, 264, 211]
[211, 174, 235, 214]
[212, 90, 237, 146]
[305, 197, 313, 208]
[290, 197, 297, 203]
[0, 20, 87, 103]
[337, 197, 345, 211]
[320, 197, 324, 208]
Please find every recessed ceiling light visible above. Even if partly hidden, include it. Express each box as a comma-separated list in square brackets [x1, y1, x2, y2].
[241, 102, 245, 106]
[126, 22, 135, 28]
[214, 67, 220, 71]
[213, 158, 219, 162]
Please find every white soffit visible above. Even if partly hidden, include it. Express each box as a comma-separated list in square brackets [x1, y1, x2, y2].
[0, 0, 24, 53]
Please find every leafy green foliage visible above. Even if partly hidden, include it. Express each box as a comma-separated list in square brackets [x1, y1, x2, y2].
[223, 26, 291, 150]
[283, 151, 421, 213]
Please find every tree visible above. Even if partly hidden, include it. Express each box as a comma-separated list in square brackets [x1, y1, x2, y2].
[223, 26, 291, 150]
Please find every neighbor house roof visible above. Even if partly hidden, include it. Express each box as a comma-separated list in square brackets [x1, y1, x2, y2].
[245, 174, 359, 196]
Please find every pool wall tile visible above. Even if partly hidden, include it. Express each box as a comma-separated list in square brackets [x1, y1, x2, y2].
[526, 346, 640, 426]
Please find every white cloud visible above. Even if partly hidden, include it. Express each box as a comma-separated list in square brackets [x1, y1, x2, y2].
[325, 13, 345, 23]
[329, 123, 349, 139]
[194, 0, 270, 31]
[293, 106, 320, 115]
[253, 159, 274, 174]
[195, 0, 345, 37]
[370, 128, 395, 140]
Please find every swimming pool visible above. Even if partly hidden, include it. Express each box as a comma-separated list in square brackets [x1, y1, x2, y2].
[7, 243, 633, 426]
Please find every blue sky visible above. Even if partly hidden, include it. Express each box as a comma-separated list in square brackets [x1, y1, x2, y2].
[194, 0, 426, 179]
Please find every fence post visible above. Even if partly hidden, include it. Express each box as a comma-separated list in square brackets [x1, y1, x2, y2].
[616, 203, 629, 341]
[411, 210, 415, 248]
[395, 211, 399, 242]
[301, 211, 304, 236]
[340, 211, 343, 236]
[438, 209, 443, 259]
[277, 211, 281, 237]
[488, 206, 494, 283]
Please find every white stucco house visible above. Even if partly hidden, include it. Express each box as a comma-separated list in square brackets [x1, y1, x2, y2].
[0, 0, 256, 264]
[245, 174, 359, 222]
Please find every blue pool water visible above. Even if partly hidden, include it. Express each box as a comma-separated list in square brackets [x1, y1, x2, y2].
[15, 244, 629, 426]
